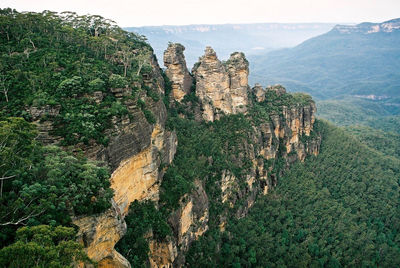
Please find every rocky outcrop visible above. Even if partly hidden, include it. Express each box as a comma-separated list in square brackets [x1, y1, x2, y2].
[192, 47, 250, 121]
[225, 52, 250, 114]
[333, 18, 400, 34]
[109, 124, 176, 215]
[217, 95, 320, 224]
[149, 238, 178, 267]
[74, 116, 177, 267]
[28, 105, 61, 145]
[253, 83, 266, 102]
[73, 200, 129, 268]
[164, 43, 193, 102]
[267, 84, 286, 96]
[144, 47, 321, 267]
[149, 180, 209, 267]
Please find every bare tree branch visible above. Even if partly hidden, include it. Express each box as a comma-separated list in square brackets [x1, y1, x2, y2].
[0, 209, 45, 226]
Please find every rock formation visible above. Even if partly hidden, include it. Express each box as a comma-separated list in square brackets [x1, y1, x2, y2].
[164, 43, 193, 102]
[215, 96, 320, 224]
[225, 52, 250, 114]
[253, 83, 266, 102]
[142, 47, 320, 267]
[156, 179, 209, 266]
[192, 47, 250, 121]
[267, 84, 286, 96]
[26, 45, 320, 268]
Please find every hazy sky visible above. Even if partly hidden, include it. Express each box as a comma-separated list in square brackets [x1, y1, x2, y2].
[1, 0, 399, 27]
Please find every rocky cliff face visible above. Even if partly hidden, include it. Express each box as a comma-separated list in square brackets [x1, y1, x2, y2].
[151, 179, 209, 266]
[163, 43, 193, 102]
[73, 94, 177, 267]
[44, 44, 320, 267]
[213, 90, 320, 226]
[63, 53, 177, 267]
[74, 117, 177, 267]
[192, 47, 250, 121]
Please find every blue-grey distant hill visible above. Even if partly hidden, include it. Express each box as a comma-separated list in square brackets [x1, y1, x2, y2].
[125, 23, 335, 68]
[249, 18, 400, 100]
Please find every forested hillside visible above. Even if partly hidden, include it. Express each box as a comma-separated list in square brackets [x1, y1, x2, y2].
[316, 97, 400, 159]
[0, 8, 155, 146]
[186, 121, 400, 267]
[0, 8, 161, 266]
[249, 18, 400, 100]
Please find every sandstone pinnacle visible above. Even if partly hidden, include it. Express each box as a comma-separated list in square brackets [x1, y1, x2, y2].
[163, 43, 193, 102]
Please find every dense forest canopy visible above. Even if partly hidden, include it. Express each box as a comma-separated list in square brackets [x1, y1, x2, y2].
[0, 8, 153, 145]
[186, 121, 400, 267]
[0, 8, 159, 266]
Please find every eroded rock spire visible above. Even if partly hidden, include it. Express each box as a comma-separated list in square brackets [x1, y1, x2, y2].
[163, 43, 193, 102]
[192, 47, 250, 121]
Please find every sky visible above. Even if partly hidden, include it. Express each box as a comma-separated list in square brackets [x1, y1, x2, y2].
[1, 0, 399, 27]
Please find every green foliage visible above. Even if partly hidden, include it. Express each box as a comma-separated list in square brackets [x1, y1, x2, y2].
[161, 70, 172, 107]
[0, 8, 153, 146]
[115, 201, 171, 267]
[317, 96, 400, 159]
[317, 97, 400, 127]
[186, 121, 400, 267]
[0, 225, 89, 267]
[0, 117, 37, 179]
[54, 96, 128, 145]
[144, 85, 160, 102]
[57, 76, 83, 97]
[366, 115, 400, 135]
[109, 74, 128, 88]
[0, 118, 113, 247]
[88, 78, 105, 92]
[161, 113, 254, 213]
[250, 90, 314, 121]
[140, 64, 153, 75]
[346, 125, 400, 159]
[143, 109, 156, 124]
[137, 98, 156, 124]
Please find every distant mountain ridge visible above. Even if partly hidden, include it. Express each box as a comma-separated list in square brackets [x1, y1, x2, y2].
[249, 18, 400, 100]
[333, 18, 400, 34]
[125, 23, 335, 68]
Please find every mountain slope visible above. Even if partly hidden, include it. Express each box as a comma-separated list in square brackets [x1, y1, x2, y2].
[249, 18, 400, 100]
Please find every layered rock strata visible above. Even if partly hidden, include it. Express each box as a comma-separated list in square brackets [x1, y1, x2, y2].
[192, 47, 250, 121]
[253, 83, 266, 102]
[149, 179, 209, 267]
[163, 43, 193, 102]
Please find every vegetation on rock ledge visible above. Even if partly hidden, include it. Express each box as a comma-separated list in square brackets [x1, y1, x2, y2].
[186, 121, 400, 267]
